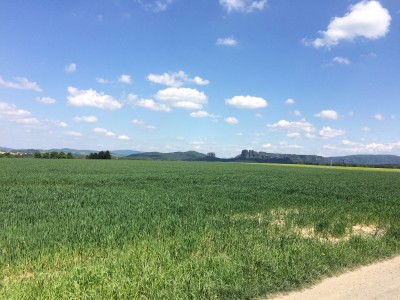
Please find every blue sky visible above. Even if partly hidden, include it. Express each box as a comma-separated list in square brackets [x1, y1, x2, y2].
[1, 0, 399, 157]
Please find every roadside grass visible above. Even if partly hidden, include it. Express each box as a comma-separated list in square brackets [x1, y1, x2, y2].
[1, 159, 399, 299]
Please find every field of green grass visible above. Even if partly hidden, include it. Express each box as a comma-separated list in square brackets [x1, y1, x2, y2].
[1, 159, 399, 299]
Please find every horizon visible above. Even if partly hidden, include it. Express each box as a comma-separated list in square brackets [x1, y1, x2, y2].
[2, 145, 400, 159]
[1, 1, 400, 158]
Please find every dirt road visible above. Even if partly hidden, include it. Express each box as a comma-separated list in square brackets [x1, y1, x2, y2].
[267, 255, 400, 300]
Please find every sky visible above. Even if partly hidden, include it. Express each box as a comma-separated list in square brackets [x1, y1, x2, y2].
[1, 0, 399, 158]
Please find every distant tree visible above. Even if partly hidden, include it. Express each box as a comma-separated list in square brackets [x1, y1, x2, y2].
[66, 152, 73, 159]
[34, 152, 42, 158]
[105, 150, 111, 159]
[42, 152, 50, 159]
[86, 150, 112, 159]
[58, 151, 67, 159]
[206, 152, 216, 158]
[50, 151, 59, 159]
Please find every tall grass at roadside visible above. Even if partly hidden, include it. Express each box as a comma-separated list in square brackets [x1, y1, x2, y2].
[1, 159, 399, 299]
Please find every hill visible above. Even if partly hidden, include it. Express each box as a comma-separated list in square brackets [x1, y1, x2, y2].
[127, 151, 206, 161]
[0, 147, 141, 158]
[324, 155, 400, 165]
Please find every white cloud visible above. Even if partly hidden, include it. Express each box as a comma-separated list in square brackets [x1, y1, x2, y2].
[56, 121, 68, 128]
[96, 77, 108, 84]
[287, 132, 301, 139]
[190, 110, 216, 118]
[139, 99, 172, 112]
[226, 95, 268, 109]
[333, 56, 351, 65]
[374, 113, 384, 121]
[36, 97, 56, 104]
[74, 115, 98, 123]
[362, 126, 371, 132]
[285, 98, 295, 105]
[267, 120, 315, 138]
[93, 127, 115, 137]
[0, 76, 42, 92]
[118, 135, 130, 141]
[216, 36, 238, 46]
[128, 94, 172, 112]
[155, 87, 207, 110]
[147, 70, 209, 87]
[220, 0, 267, 13]
[0, 102, 40, 125]
[293, 110, 301, 117]
[309, 0, 391, 48]
[136, 0, 173, 12]
[191, 76, 209, 85]
[315, 110, 339, 120]
[319, 126, 346, 139]
[62, 131, 82, 137]
[118, 74, 132, 84]
[65, 63, 77, 73]
[262, 143, 273, 149]
[132, 119, 156, 131]
[67, 86, 122, 110]
[225, 117, 239, 124]
[325, 139, 400, 154]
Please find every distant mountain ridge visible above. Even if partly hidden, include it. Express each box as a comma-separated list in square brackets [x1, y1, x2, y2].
[127, 151, 206, 161]
[2, 146, 400, 165]
[325, 154, 400, 165]
[0, 147, 141, 157]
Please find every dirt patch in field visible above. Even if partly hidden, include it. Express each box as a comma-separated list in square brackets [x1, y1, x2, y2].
[295, 224, 385, 244]
[230, 210, 385, 243]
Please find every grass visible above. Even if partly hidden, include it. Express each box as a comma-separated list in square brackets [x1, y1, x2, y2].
[0, 159, 399, 299]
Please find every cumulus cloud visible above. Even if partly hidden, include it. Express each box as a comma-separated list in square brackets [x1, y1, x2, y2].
[220, 0, 267, 13]
[128, 94, 171, 112]
[56, 121, 68, 128]
[65, 63, 77, 73]
[118, 135, 130, 141]
[190, 110, 216, 119]
[374, 113, 384, 121]
[333, 56, 351, 65]
[362, 126, 371, 132]
[136, 0, 174, 12]
[315, 110, 339, 120]
[155, 87, 207, 110]
[74, 115, 98, 123]
[216, 36, 238, 46]
[324, 139, 400, 154]
[118, 74, 132, 84]
[226, 95, 268, 109]
[0, 102, 40, 125]
[132, 119, 156, 131]
[319, 126, 346, 139]
[147, 70, 209, 87]
[285, 98, 295, 105]
[267, 120, 315, 138]
[225, 117, 239, 124]
[139, 99, 172, 112]
[0, 76, 42, 92]
[67, 86, 122, 110]
[308, 0, 391, 48]
[36, 97, 56, 104]
[96, 77, 108, 84]
[292, 110, 302, 117]
[93, 127, 115, 137]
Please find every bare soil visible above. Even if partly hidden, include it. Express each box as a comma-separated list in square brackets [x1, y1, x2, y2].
[266, 255, 400, 300]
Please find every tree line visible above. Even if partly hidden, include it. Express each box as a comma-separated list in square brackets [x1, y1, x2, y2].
[34, 151, 73, 159]
[86, 151, 112, 159]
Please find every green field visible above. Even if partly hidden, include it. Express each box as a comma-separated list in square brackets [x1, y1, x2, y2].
[1, 159, 399, 299]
